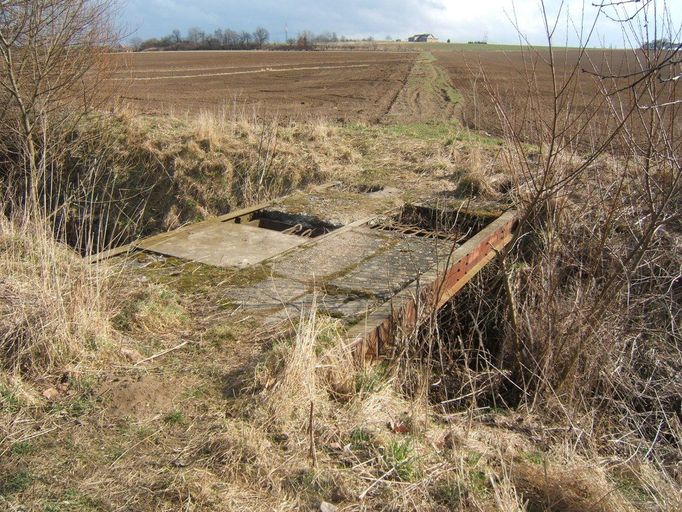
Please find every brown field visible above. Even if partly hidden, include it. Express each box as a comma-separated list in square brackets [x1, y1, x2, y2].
[434, 47, 681, 147]
[106, 50, 415, 121]
[106, 45, 680, 145]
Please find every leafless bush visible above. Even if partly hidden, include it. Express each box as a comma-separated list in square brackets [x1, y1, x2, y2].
[0, 0, 122, 215]
[500, 1, 679, 462]
[0, 1, 124, 379]
[400, 0, 680, 473]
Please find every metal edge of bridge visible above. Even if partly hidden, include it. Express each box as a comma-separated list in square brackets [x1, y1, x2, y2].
[346, 209, 518, 361]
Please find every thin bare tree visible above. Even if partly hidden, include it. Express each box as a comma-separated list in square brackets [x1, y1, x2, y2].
[0, 0, 121, 207]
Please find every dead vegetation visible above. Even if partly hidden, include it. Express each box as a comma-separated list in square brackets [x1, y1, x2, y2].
[0, 1, 680, 511]
[28, 108, 351, 254]
[0, 214, 117, 379]
[2, 116, 678, 512]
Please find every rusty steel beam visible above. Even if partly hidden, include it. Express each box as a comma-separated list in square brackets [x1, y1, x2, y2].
[347, 210, 517, 360]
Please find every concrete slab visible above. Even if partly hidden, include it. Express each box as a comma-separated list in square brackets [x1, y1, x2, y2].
[261, 292, 375, 325]
[224, 277, 309, 311]
[330, 237, 456, 300]
[319, 294, 376, 320]
[271, 228, 388, 282]
[144, 222, 304, 268]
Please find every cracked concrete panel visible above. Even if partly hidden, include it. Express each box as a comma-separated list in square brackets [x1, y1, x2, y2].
[262, 292, 376, 326]
[271, 228, 389, 283]
[144, 222, 304, 268]
[319, 294, 376, 320]
[271, 189, 402, 226]
[329, 236, 456, 299]
[224, 277, 308, 311]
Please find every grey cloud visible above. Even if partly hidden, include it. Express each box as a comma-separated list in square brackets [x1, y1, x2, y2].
[123, 0, 681, 46]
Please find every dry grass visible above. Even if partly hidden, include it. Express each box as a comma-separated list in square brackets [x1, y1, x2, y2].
[0, 214, 117, 379]
[57, 107, 357, 250]
[0, 35, 678, 509]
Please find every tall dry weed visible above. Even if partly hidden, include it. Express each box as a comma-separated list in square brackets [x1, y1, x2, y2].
[0, 214, 115, 378]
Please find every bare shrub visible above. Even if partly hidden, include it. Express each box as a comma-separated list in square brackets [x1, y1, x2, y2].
[397, 0, 680, 480]
[0, 0, 122, 205]
[490, 1, 680, 466]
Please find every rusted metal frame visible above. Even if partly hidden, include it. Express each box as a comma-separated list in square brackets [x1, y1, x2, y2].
[372, 219, 459, 241]
[347, 210, 517, 360]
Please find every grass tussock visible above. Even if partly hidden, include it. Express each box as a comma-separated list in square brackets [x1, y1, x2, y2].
[198, 309, 679, 512]
[15, 107, 358, 254]
[113, 284, 187, 333]
[0, 214, 116, 378]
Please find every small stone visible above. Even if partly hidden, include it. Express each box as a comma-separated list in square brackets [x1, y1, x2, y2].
[319, 502, 337, 512]
[120, 348, 142, 363]
[42, 387, 59, 400]
[442, 430, 463, 450]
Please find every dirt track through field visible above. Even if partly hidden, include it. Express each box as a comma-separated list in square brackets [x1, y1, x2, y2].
[382, 52, 460, 123]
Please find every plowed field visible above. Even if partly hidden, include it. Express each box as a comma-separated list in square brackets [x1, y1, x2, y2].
[106, 51, 415, 121]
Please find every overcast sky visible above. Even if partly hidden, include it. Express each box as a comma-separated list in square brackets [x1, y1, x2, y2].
[122, 1, 682, 47]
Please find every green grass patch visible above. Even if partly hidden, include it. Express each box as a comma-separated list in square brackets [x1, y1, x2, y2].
[447, 129, 504, 147]
[180, 385, 208, 400]
[204, 324, 238, 348]
[522, 450, 545, 465]
[432, 477, 467, 507]
[0, 383, 21, 413]
[354, 363, 388, 394]
[384, 438, 418, 481]
[286, 468, 336, 498]
[383, 122, 460, 141]
[11, 441, 32, 455]
[42, 488, 103, 511]
[465, 451, 483, 467]
[468, 469, 491, 498]
[163, 409, 184, 425]
[67, 395, 95, 418]
[349, 427, 374, 450]
[610, 471, 651, 504]
[114, 284, 188, 331]
[0, 469, 32, 495]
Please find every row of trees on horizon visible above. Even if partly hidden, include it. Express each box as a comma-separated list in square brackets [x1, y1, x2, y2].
[129, 28, 358, 51]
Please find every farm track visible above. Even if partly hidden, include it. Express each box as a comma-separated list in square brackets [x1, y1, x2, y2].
[382, 52, 460, 123]
[107, 64, 372, 81]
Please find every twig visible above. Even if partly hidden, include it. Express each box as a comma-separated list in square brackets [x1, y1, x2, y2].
[308, 400, 317, 468]
[134, 340, 190, 366]
[110, 428, 161, 467]
[358, 467, 395, 500]
[499, 251, 523, 370]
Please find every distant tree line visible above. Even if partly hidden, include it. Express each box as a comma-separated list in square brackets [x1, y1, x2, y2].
[129, 28, 353, 52]
[640, 38, 680, 50]
[130, 27, 270, 51]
